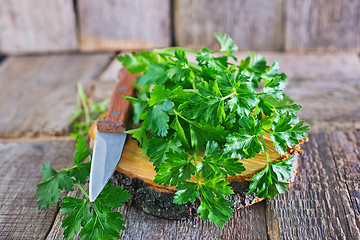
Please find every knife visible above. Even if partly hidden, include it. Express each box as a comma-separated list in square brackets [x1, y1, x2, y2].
[89, 68, 137, 202]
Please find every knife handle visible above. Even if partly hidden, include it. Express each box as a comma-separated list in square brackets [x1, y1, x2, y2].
[97, 68, 139, 133]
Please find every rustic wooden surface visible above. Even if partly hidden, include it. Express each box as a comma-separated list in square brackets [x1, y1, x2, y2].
[174, 0, 285, 51]
[285, 0, 360, 51]
[0, 53, 110, 138]
[0, 52, 360, 239]
[78, 0, 171, 51]
[0, 0, 78, 54]
[0, 138, 75, 239]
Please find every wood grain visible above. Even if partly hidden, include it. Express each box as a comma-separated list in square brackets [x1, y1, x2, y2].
[97, 68, 137, 133]
[266, 132, 360, 239]
[173, 0, 285, 51]
[0, 53, 110, 138]
[285, 0, 360, 51]
[0, 138, 75, 239]
[0, 0, 78, 54]
[46, 191, 267, 240]
[78, 0, 171, 51]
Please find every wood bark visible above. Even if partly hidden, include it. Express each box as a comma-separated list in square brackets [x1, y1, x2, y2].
[0, 0, 78, 54]
[78, 0, 171, 51]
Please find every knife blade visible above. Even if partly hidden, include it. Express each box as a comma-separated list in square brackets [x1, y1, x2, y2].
[89, 68, 137, 202]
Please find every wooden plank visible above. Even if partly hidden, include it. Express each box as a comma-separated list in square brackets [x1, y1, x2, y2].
[0, 0, 78, 54]
[0, 138, 76, 239]
[0, 53, 110, 138]
[47, 195, 267, 239]
[173, 0, 285, 51]
[78, 0, 171, 51]
[285, 0, 360, 51]
[266, 132, 360, 239]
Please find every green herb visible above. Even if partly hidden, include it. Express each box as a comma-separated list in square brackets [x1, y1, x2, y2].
[36, 138, 131, 239]
[69, 82, 109, 139]
[118, 33, 309, 227]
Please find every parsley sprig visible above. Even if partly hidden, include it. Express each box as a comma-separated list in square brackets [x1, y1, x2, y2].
[118, 33, 309, 227]
[36, 137, 131, 239]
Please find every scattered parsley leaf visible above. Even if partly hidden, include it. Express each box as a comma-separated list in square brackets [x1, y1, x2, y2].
[74, 137, 90, 165]
[37, 169, 74, 209]
[61, 197, 91, 239]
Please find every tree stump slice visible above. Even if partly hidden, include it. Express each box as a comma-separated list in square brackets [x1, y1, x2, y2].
[89, 123, 302, 219]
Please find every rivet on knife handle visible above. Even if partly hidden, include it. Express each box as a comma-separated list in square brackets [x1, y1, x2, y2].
[97, 68, 138, 133]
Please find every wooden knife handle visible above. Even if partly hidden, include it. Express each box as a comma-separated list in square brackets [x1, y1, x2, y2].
[97, 68, 139, 133]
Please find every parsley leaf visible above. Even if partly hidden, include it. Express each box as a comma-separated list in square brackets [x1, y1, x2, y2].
[74, 137, 90, 165]
[173, 181, 200, 204]
[117, 51, 154, 73]
[154, 151, 195, 186]
[142, 99, 173, 137]
[248, 157, 294, 198]
[137, 62, 168, 86]
[146, 137, 182, 167]
[224, 116, 263, 159]
[214, 32, 238, 60]
[196, 48, 228, 70]
[37, 167, 74, 209]
[61, 197, 91, 239]
[270, 113, 309, 155]
[198, 141, 245, 178]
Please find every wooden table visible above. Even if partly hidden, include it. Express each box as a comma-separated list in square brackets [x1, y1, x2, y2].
[0, 52, 359, 239]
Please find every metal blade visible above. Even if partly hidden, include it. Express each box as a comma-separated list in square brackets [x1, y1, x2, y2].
[89, 131, 127, 202]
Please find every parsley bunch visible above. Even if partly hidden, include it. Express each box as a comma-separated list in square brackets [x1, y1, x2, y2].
[36, 138, 131, 239]
[118, 33, 309, 227]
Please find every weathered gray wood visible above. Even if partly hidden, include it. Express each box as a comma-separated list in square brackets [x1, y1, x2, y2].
[174, 0, 285, 51]
[0, 53, 110, 138]
[88, 58, 123, 103]
[285, 0, 360, 51]
[78, 0, 171, 51]
[45, 188, 84, 240]
[266, 132, 360, 239]
[0, 0, 78, 54]
[0, 138, 76, 239]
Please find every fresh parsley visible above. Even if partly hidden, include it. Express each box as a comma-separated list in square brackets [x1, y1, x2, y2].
[69, 82, 109, 139]
[36, 138, 131, 239]
[118, 32, 309, 227]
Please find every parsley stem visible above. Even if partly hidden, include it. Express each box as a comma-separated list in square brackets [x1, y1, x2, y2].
[77, 82, 91, 128]
[259, 133, 271, 163]
[193, 152, 201, 184]
[262, 128, 271, 133]
[77, 183, 101, 215]
[221, 91, 236, 101]
[77, 183, 90, 199]
[156, 47, 201, 55]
